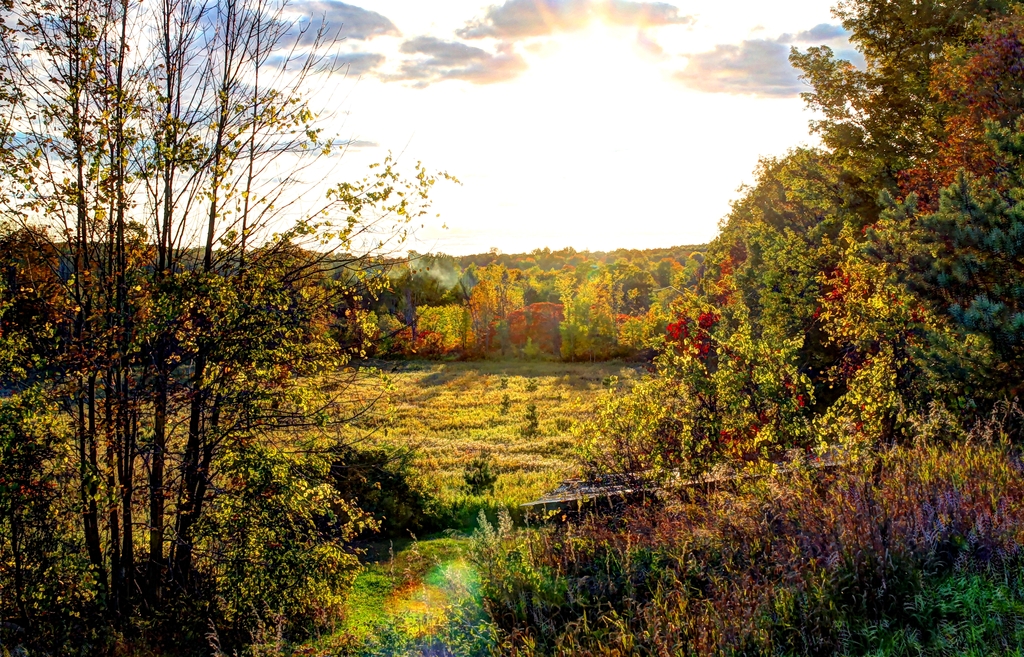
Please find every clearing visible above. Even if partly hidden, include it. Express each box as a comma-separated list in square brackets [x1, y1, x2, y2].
[368, 359, 643, 508]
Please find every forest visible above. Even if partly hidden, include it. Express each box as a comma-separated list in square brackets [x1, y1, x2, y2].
[351, 245, 705, 360]
[1, 0, 1024, 654]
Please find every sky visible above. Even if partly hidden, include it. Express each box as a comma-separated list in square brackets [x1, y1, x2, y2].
[286, 0, 861, 255]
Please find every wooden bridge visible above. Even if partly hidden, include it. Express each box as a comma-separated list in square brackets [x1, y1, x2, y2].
[521, 455, 840, 518]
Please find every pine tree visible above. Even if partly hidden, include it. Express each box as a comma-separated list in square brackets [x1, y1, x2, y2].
[919, 152, 1024, 390]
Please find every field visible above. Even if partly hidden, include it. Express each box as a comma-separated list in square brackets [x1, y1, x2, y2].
[366, 360, 643, 514]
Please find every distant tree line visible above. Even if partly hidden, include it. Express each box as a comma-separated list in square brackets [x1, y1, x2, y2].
[343, 246, 707, 361]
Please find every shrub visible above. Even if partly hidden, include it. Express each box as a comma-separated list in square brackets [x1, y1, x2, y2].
[0, 388, 98, 654]
[330, 445, 433, 539]
[520, 403, 540, 438]
[464, 452, 498, 496]
[203, 441, 367, 637]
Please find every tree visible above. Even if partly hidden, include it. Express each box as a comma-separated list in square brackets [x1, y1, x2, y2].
[874, 158, 1024, 400]
[901, 14, 1024, 208]
[791, 0, 1017, 202]
[557, 270, 617, 361]
[467, 264, 524, 355]
[0, 0, 451, 644]
[507, 302, 564, 356]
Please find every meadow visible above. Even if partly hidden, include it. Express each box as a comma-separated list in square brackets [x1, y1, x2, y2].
[7, 0, 1024, 653]
[360, 360, 643, 521]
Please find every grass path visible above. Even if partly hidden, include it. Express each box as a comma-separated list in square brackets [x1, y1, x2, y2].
[312, 537, 492, 656]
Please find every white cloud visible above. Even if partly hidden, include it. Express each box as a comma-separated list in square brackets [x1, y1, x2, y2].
[457, 0, 692, 39]
[387, 36, 528, 85]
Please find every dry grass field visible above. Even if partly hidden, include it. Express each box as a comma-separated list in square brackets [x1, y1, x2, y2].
[356, 360, 644, 517]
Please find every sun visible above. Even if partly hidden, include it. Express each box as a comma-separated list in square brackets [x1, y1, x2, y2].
[520, 22, 670, 98]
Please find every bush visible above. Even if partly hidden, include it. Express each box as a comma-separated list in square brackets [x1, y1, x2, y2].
[520, 403, 540, 438]
[330, 445, 434, 539]
[0, 388, 99, 654]
[464, 452, 498, 496]
[201, 441, 367, 643]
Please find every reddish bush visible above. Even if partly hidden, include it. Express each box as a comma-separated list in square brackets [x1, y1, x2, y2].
[507, 302, 564, 355]
[666, 310, 719, 357]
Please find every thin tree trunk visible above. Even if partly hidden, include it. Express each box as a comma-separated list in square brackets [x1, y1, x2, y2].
[176, 1, 235, 581]
[86, 373, 106, 590]
[79, 379, 105, 582]
[173, 353, 206, 585]
[147, 375, 167, 606]
[119, 396, 135, 605]
[105, 371, 121, 612]
[9, 508, 30, 631]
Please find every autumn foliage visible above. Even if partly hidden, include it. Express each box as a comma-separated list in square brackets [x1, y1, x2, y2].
[507, 302, 564, 355]
[902, 15, 1024, 209]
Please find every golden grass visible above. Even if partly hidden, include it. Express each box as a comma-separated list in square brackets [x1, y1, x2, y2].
[365, 360, 642, 506]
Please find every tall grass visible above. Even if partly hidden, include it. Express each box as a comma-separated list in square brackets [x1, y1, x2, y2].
[473, 441, 1024, 656]
[354, 361, 641, 525]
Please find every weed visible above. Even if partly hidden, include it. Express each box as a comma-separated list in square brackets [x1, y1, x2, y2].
[475, 441, 1024, 656]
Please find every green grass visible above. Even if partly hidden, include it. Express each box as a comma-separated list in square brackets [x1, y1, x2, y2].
[342, 538, 475, 640]
[310, 536, 495, 656]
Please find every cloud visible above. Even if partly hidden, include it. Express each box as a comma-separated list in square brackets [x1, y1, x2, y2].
[323, 51, 386, 75]
[265, 50, 385, 75]
[457, 0, 692, 40]
[341, 139, 379, 148]
[388, 36, 528, 85]
[672, 24, 853, 98]
[674, 39, 802, 97]
[635, 30, 666, 58]
[782, 23, 848, 44]
[606, 0, 693, 27]
[458, 0, 590, 39]
[782, 23, 847, 43]
[286, 1, 399, 45]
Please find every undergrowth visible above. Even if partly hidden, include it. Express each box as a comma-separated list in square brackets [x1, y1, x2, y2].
[473, 441, 1024, 656]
